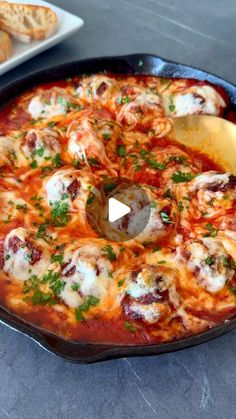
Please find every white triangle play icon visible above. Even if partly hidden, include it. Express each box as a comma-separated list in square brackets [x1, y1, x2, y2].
[108, 197, 131, 222]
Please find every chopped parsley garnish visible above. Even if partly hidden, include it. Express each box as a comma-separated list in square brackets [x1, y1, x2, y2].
[16, 204, 28, 213]
[117, 95, 130, 105]
[172, 171, 193, 183]
[160, 211, 172, 224]
[35, 147, 44, 157]
[147, 159, 165, 171]
[36, 221, 51, 242]
[87, 192, 95, 205]
[70, 103, 84, 111]
[158, 260, 166, 264]
[150, 202, 157, 209]
[31, 195, 44, 217]
[73, 159, 82, 169]
[103, 133, 111, 141]
[168, 95, 175, 112]
[53, 153, 62, 168]
[47, 121, 56, 128]
[204, 223, 218, 238]
[230, 287, 236, 294]
[118, 278, 125, 287]
[75, 295, 100, 321]
[71, 283, 80, 291]
[166, 155, 187, 165]
[117, 145, 126, 157]
[102, 245, 117, 262]
[50, 254, 64, 265]
[29, 160, 38, 169]
[50, 201, 69, 227]
[178, 201, 184, 212]
[43, 270, 66, 296]
[88, 157, 99, 167]
[31, 290, 56, 305]
[103, 181, 116, 193]
[124, 321, 137, 333]
[205, 256, 213, 266]
[222, 256, 236, 270]
[57, 96, 69, 107]
[23, 273, 61, 305]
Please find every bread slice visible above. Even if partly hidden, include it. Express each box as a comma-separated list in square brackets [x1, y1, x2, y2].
[0, 1, 58, 43]
[0, 29, 12, 62]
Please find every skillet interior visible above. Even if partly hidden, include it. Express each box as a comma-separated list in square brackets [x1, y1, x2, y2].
[0, 53, 235, 363]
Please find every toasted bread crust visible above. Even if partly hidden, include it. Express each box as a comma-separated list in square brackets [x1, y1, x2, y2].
[0, 1, 58, 43]
[0, 29, 12, 62]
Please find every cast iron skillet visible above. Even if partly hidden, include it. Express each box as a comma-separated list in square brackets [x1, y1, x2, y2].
[0, 54, 235, 363]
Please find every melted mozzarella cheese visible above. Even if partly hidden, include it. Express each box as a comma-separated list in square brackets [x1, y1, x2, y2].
[0, 191, 29, 221]
[163, 85, 226, 117]
[0, 136, 14, 166]
[76, 76, 120, 103]
[67, 118, 112, 166]
[129, 302, 161, 324]
[177, 238, 234, 293]
[60, 243, 116, 308]
[44, 169, 94, 211]
[28, 95, 67, 119]
[22, 128, 61, 165]
[3, 228, 49, 281]
[0, 136, 26, 167]
[127, 266, 158, 298]
[189, 172, 230, 192]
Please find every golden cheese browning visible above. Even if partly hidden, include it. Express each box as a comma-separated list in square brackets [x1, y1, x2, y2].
[0, 73, 235, 344]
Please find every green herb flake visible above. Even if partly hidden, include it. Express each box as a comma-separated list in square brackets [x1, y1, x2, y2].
[204, 223, 218, 238]
[75, 295, 100, 321]
[29, 160, 38, 169]
[172, 171, 193, 183]
[71, 283, 80, 291]
[178, 201, 184, 212]
[47, 121, 56, 128]
[118, 278, 125, 287]
[87, 192, 95, 205]
[147, 159, 165, 171]
[16, 204, 28, 213]
[124, 321, 137, 333]
[50, 201, 69, 227]
[103, 181, 116, 193]
[117, 95, 130, 105]
[50, 254, 64, 265]
[117, 145, 126, 157]
[102, 245, 117, 262]
[53, 153, 62, 168]
[103, 133, 111, 141]
[205, 256, 213, 266]
[168, 95, 175, 112]
[57, 96, 69, 107]
[160, 211, 172, 224]
[35, 147, 44, 157]
[222, 256, 236, 270]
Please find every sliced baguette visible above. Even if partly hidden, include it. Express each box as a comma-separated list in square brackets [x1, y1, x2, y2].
[0, 1, 58, 43]
[0, 29, 12, 62]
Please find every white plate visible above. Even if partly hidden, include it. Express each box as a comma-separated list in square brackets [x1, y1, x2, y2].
[0, 0, 84, 76]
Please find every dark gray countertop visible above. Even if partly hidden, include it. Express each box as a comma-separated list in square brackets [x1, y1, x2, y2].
[0, 1, 235, 418]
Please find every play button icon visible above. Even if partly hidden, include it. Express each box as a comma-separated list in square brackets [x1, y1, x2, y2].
[86, 177, 151, 242]
[108, 198, 131, 222]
